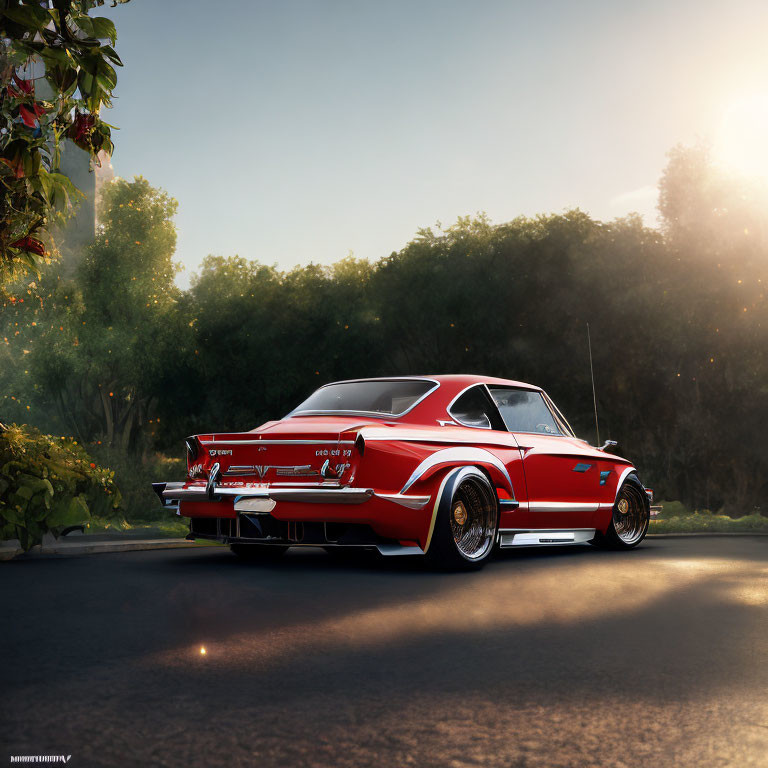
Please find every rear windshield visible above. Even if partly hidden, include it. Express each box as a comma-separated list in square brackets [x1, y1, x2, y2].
[291, 379, 436, 417]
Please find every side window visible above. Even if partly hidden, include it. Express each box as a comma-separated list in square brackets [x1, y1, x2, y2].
[448, 386, 496, 429]
[488, 388, 561, 435]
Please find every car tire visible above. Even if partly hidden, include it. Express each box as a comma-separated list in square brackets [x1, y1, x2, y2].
[230, 543, 289, 560]
[426, 466, 498, 570]
[591, 474, 650, 550]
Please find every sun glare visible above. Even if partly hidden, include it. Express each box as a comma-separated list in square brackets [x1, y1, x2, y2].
[715, 92, 768, 179]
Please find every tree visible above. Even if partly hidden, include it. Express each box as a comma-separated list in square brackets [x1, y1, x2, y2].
[5, 144, 768, 521]
[0, 1, 131, 548]
[21, 177, 182, 454]
[170, 254, 377, 439]
[0, 0, 129, 284]
[658, 144, 768, 512]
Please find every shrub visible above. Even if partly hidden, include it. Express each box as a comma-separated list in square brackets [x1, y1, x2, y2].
[0, 423, 122, 550]
[655, 500, 689, 517]
[650, 511, 768, 534]
[88, 446, 184, 523]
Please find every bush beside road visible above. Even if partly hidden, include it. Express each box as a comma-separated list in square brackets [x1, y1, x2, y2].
[650, 511, 768, 534]
[86, 515, 189, 539]
[650, 499, 768, 534]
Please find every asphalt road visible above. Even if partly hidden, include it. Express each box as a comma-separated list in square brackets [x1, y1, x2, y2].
[2, 537, 767, 768]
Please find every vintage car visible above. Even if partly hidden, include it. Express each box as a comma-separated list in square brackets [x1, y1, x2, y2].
[153, 375, 651, 569]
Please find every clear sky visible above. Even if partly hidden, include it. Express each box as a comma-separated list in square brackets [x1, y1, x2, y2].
[101, 0, 768, 285]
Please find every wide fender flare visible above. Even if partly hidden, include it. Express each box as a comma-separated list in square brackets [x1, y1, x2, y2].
[594, 467, 648, 533]
[613, 466, 641, 503]
[424, 465, 496, 554]
[399, 446, 515, 499]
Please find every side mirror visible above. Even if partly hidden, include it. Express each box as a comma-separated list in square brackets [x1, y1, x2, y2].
[598, 440, 618, 452]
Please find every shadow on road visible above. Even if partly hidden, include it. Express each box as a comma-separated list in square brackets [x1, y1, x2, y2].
[2, 536, 767, 767]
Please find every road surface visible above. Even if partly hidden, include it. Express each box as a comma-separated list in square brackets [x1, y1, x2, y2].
[2, 536, 767, 767]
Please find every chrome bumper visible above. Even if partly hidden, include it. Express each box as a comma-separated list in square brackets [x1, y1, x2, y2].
[153, 481, 430, 509]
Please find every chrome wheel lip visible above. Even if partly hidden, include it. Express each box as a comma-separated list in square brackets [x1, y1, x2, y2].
[613, 484, 648, 545]
[449, 470, 498, 561]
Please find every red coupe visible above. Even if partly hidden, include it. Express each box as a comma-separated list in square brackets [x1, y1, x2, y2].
[153, 375, 651, 569]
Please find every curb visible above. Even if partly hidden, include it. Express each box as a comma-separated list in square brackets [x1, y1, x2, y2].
[0, 538, 201, 562]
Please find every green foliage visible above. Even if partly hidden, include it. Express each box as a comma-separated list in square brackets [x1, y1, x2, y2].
[172, 253, 377, 438]
[0, 422, 122, 549]
[655, 500, 689, 518]
[0, 0, 129, 283]
[86, 446, 183, 522]
[87, 515, 189, 538]
[165, 171, 768, 516]
[1, 177, 183, 453]
[3, 146, 768, 521]
[650, 512, 768, 534]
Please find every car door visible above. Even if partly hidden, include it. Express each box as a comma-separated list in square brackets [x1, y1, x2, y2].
[485, 386, 600, 530]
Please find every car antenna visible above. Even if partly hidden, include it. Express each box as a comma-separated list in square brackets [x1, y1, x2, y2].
[587, 323, 600, 447]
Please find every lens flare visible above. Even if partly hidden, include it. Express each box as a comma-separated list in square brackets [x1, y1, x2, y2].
[715, 92, 768, 180]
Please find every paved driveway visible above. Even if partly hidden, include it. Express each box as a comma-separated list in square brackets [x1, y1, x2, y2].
[2, 536, 767, 767]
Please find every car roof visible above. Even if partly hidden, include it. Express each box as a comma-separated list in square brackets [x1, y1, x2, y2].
[425, 374, 541, 390]
[299, 374, 543, 424]
[321, 374, 540, 389]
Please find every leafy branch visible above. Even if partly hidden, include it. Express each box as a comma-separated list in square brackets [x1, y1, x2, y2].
[0, 0, 129, 283]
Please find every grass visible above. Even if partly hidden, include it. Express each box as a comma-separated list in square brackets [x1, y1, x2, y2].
[86, 515, 189, 538]
[85, 515, 225, 545]
[650, 511, 768, 534]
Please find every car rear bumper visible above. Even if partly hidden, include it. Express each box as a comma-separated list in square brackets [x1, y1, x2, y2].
[155, 481, 379, 505]
[153, 480, 433, 553]
[154, 480, 430, 510]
